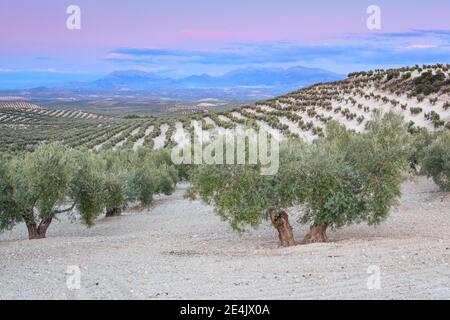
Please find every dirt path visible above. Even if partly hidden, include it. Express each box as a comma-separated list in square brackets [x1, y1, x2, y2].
[0, 177, 449, 299]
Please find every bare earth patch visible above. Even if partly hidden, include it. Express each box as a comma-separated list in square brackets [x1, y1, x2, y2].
[0, 177, 449, 300]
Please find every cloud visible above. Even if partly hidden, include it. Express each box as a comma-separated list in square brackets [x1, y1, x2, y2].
[106, 36, 450, 72]
[0, 68, 55, 73]
[107, 44, 357, 66]
[401, 44, 438, 49]
[100, 28, 450, 76]
[31, 68, 59, 73]
[367, 29, 450, 39]
[105, 52, 136, 60]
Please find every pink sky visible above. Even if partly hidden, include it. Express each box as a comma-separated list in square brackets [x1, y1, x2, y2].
[1, 0, 449, 48]
[0, 0, 449, 77]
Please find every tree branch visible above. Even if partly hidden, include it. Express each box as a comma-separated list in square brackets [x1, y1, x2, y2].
[53, 202, 76, 214]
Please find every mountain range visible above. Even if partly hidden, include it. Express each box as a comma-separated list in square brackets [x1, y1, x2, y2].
[0, 66, 344, 101]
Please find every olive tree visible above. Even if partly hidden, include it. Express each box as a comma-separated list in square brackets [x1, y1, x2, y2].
[298, 112, 410, 243]
[68, 150, 106, 226]
[188, 140, 306, 247]
[410, 128, 434, 173]
[0, 152, 22, 232]
[97, 148, 179, 216]
[419, 130, 450, 191]
[189, 111, 410, 246]
[99, 150, 134, 217]
[0, 144, 179, 240]
[0, 143, 76, 239]
[128, 149, 178, 207]
[1, 145, 112, 239]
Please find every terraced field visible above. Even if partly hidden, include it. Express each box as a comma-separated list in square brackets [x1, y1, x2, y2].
[1, 64, 449, 153]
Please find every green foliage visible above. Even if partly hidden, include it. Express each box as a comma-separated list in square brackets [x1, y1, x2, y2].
[123, 114, 142, 119]
[189, 144, 305, 232]
[296, 123, 363, 228]
[0, 143, 75, 234]
[296, 112, 410, 228]
[386, 70, 400, 81]
[413, 70, 450, 95]
[100, 149, 134, 212]
[128, 149, 178, 207]
[420, 131, 450, 191]
[0, 153, 22, 230]
[103, 172, 128, 211]
[190, 112, 410, 235]
[128, 162, 159, 206]
[0, 144, 180, 237]
[69, 150, 106, 226]
[410, 128, 435, 165]
[409, 107, 422, 115]
[24, 143, 72, 219]
[0, 154, 33, 227]
[156, 164, 177, 195]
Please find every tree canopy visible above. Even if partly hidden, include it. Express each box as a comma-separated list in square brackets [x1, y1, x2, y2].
[0, 144, 179, 239]
[189, 111, 411, 246]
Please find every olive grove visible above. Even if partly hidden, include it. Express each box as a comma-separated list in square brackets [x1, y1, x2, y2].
[189, 112, 411, 246]
[0, 144, 178, 239]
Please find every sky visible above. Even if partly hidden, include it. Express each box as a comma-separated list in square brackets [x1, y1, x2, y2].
[1, 0, 450, 87]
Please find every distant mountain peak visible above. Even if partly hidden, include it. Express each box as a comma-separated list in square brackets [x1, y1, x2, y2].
[1, 65, 344, 100]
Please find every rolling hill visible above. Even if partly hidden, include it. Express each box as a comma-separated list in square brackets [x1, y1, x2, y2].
[1, 64, 449, 153]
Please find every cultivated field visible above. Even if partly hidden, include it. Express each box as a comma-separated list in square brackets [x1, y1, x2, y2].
[0, 177, 448, 299]
[1, 64, 449, 153]
[1, 64, 449, 300]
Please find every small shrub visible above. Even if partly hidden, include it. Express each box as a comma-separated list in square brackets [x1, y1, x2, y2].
[410, 107, 423, 115]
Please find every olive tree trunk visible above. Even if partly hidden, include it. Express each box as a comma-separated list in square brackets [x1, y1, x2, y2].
[269, 210, 296, 247]
[302, 224, 328, 244]
[105, 208, 122, 217]
[26, 217, 53, 240]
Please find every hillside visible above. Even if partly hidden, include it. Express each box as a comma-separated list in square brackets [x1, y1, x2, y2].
[0, 64, 449, 153]
[228, 64, 450, 141]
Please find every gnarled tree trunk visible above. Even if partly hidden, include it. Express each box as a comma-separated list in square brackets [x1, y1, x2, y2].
[302, 224, 328, 244]
[269, 210, 296, 247]
[26, 217, 52, 240]
[27, 223, 40, 240]
[106, 208, 122, 217]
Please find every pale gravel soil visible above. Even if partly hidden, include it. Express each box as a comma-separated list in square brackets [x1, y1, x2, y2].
[0, 177, 449, 300]
[153, 123, 169, 150]
[133, 125, 154, 151]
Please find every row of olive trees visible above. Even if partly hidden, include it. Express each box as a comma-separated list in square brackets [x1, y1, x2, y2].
[187, 112, 412, 247]
[0, 145, 178, 239]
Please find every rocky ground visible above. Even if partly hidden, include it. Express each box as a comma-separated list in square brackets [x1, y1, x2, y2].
[0, 177, 449, 300]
